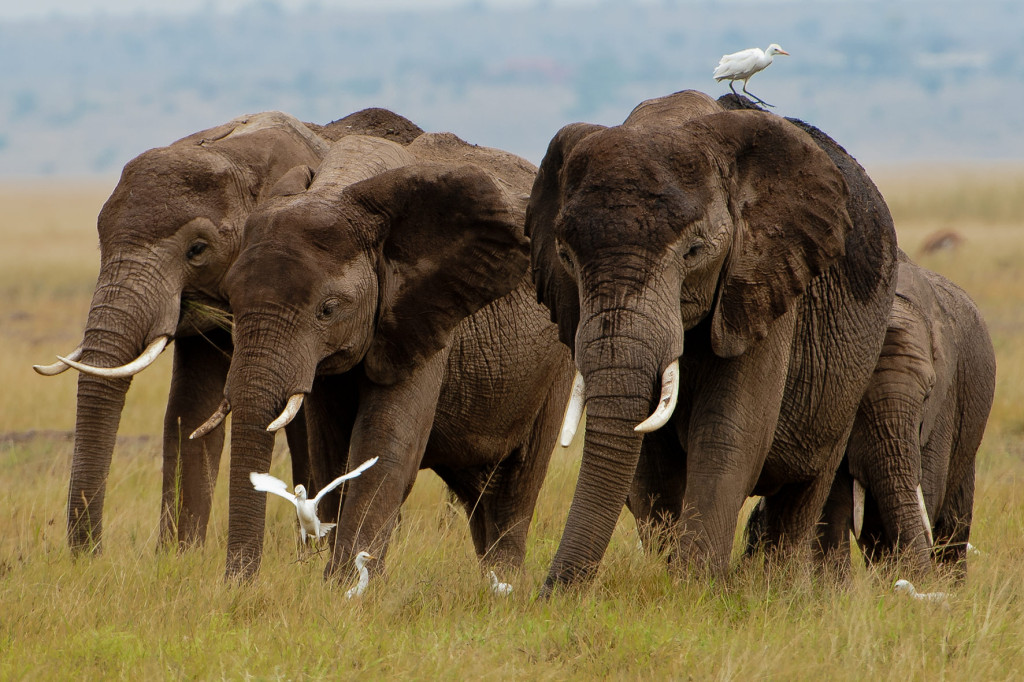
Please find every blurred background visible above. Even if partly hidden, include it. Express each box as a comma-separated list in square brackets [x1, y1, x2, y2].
[0, 0, 1018, 178]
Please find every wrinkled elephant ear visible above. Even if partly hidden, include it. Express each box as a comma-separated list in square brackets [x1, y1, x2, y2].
[267, 164, 315, 197]
[700, 110, 852, 358]
[524, 122, 606, 350]
[348, 162, 531, 385]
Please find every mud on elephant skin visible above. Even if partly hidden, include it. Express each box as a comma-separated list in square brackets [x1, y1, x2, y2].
[34, 108, 423, 555]
[204, 132, 572, 580]
[526, 89, 898, 592]
[807, 256, 995, 578]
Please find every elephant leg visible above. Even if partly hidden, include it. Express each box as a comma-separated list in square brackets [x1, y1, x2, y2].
[673, 314, 794, 576]
[159, 329, 232, 550]
[298, 373, 361, 527]
[931, 417, 975, 579]
[325, 353, 446, 580]
[627, 425, 686, 556]
[813, 464, 853, 571]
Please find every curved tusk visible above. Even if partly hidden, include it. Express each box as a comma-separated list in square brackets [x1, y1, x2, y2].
[916, 485, 934, 546]
[852, 478, 865, 539]
[634, 359, 680, 433]
[558, 371, 586, 448]
[56, 336, 169, 378]
[190, 398, 231, 440]
[267, 394, 304, 432]
[33, 346, 83, 376]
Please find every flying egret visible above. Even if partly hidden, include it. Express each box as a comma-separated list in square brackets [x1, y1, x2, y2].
[345, 551, 375, 599]
[249, 457, 379, 546]
[893, 579, 950, 604]
[489, 571, 513, 597]
[713, 43, 789, 107]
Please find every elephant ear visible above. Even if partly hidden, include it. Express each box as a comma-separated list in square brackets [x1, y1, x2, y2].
[267, 164, 315, 197]
[525, 122, 606, 350]
[700, 110, 852, 357]
[348, 162, 531, 385]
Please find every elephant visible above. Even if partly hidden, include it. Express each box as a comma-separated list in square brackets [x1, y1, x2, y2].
[34, 107, 423, 554]
[196, 131, 573, 580]
[524, 89, 898, 592]
[806, 256, 995, 577]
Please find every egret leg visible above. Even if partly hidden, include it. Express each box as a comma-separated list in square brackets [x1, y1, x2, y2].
[728, 81, 739, 97]
[741, 81, 774, 108]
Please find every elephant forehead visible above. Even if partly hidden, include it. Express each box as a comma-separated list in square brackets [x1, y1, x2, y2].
[99, 147, 241, 243]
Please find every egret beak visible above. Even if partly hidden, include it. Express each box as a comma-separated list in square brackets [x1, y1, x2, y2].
[778, 49, 790, 56]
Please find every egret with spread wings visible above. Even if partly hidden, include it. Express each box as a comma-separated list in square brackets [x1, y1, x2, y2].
[250, 457, 379, 545]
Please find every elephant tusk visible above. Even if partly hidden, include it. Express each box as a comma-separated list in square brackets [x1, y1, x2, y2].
[852, 478, 865, 539]
[190, 398, 231, 440]
[56, 336, 169, 378]
[558, 371, 586, 448]
[32, 346, 84, 376]
[267, 394, 304, 432]
[634, 360, 680, 433]
[916, 485, 934, 546]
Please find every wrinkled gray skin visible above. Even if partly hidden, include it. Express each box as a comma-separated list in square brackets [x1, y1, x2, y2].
[44, 108, 422, 554]
[803, 257, 995, 578]
[212, 132, 573, 580]
[526, 90, 898, 593]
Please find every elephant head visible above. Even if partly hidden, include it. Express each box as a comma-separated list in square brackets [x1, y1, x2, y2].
[34, 112, 331, 553]
[204, 135, 530, 578]
[526, 90, 853, 589]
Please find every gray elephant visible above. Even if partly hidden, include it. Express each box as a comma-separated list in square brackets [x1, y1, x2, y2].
[809, 256, 996, 577]
[194, 132, 573, 580]
[525, 90, 898, 592]
[34, 108, 423, 553]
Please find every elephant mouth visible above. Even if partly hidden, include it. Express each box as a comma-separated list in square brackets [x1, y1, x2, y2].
[558, 359, 681, 444]
[190, 392, 306, 440]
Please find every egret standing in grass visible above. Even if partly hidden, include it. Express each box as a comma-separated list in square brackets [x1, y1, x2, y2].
[250, 457, 379, 548]
[345, 551, 375, 599]
[713, 43, 789, 107]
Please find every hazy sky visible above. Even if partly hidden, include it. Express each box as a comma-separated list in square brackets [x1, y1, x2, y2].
[0, 0, 610, 20]
[0, 0, 953, 20]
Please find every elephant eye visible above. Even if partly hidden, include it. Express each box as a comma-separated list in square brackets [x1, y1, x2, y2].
[556, 242, 576, 276]
[186, 241, 208, 262]
[316, 297, 341, 322]
[682, 242, 704, 261]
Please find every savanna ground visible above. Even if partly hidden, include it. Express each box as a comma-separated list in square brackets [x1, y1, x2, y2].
[1, 166, 1023, 679]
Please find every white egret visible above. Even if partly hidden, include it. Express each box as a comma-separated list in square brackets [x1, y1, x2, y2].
[249, 456, 379, 546]
[713, 44, 789, 107]
[893, 579, 950, 604]
[345, 551, 375, 599]
[489, 571, 513, 597]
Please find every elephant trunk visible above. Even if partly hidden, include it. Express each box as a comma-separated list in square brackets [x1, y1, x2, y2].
[222, 310, 315, 579]
[544, 296, 682, 592]
[67, 265, 178, 552]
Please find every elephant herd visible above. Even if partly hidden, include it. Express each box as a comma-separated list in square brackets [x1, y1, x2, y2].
[35, 90, 995, 596]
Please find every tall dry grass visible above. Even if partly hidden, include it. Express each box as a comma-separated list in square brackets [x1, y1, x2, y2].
[2, 167, 1023, 679]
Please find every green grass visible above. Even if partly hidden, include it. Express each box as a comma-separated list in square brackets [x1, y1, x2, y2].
[2, 170, 1024, 679]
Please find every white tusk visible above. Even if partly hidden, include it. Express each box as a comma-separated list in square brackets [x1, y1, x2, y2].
[558, 371, 586, 448]
[56, 336, 169, 378]
[190, 398, 231, 440]
[852, 478, 865, 539]
[33, 346, 83, 376]
[634, 360, 680, 433]
[916, 485, 934, 546]
[267, 394, 304, 432]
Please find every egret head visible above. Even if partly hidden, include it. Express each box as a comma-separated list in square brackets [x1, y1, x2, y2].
[354, 551, 375, 569]
[293, 484, 307, 501]
[766, 44, 789, 57]
[893, 579, 913, 594]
